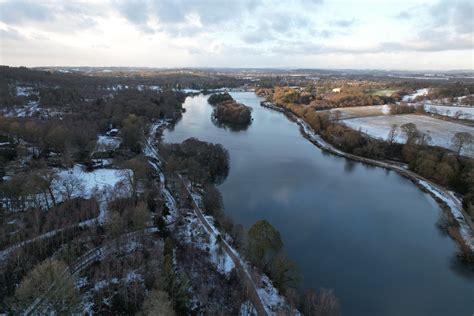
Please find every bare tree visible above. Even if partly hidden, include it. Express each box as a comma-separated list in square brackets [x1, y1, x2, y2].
[303, 288, 340, 316]
[387, 124, 398, 145]
[60, 174, 85, 201]
[451, 132, 473, 156]
[418, 132, 432, 146]
[400, 123, 420, 145]
[38, 169, 58, 207]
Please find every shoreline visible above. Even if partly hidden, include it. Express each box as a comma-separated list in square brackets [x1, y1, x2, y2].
[147, 120, 295, 315]
[260, 101, 474, 252]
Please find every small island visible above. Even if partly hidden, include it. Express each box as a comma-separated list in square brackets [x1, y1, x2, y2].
[208, 92, 252, 126]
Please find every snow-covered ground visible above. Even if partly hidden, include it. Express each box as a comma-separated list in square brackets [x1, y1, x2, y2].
[401, 88, 474, 121]
[320, 104, 390, 119]
[418, 180, 474, 251]
[0, 165, 131, 262]
[1, 164, 131, 217]
[181, 88, 201, 93]
[402, 88, 429, 102]
[257, 275, 297, 315]
[95, 135, 121, 152]
[424, 104, 474, 121]
[54, 164, 130, 200]
[2, 100, 40, 117]
[16, 86, 37, 97]
[186, 184, 297, 315]
[179, 210, 235, 275]
[343, 114, 474, 157]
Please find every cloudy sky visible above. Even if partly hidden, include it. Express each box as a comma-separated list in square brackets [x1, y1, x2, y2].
[0, 0, 472, 70]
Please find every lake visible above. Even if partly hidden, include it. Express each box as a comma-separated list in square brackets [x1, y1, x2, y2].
[163, 92, 474, 315]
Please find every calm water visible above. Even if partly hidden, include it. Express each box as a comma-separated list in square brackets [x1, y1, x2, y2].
[164, 92, 474, 315]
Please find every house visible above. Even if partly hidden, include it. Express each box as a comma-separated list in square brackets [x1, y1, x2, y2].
[332, 88, 341, 93]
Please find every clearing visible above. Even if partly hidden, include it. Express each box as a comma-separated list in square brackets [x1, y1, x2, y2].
[367, 88, 398, 96]
[343, 114, 474, 157]
[424, 104, 474, 121]
[320, 104, 390, 119]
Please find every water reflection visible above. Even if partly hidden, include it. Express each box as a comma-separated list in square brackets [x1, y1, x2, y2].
[211, 116, 252, 132]
[164, 92, 474, 316]
[344, 159, 356, 173]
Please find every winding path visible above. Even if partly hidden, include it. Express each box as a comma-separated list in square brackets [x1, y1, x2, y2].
[24, 229, 156, 315]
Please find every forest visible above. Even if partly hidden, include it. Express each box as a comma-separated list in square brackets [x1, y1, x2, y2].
[0, 67, 340, 315]
[208, 92, 252, 126]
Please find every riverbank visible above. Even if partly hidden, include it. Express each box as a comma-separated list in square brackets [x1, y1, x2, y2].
[146, 120, 298, 315]
[260, 101, 474, 252]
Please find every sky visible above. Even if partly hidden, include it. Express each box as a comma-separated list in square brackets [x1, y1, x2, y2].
[0, 0, 473, 70]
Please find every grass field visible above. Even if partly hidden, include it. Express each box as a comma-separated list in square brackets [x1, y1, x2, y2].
[343, 114, 474, 157]
[366, 88, 398, 97]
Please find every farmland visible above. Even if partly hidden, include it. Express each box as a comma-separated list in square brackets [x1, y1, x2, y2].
[320, 104, 390, 119]
[366, 88, 398, 96]
[343, 114, 474, 157]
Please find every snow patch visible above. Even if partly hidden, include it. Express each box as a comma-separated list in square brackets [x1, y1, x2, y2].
[95, 135, 121, 152]
[418, 180, 474, 250]
[402, 88, 429, 102]
[342, 114, 474, 157]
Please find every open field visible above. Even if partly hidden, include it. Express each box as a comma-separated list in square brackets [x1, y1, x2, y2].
[343, 114, 474, 157]
[424, 104, 474, 121]
[320, 104, 390, 119]
[366, 88, 398, 96]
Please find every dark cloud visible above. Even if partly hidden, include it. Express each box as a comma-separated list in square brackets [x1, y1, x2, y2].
[331, 19, 355, 28]
[239, 10, 323, 45]
[0, 1, 52, 24]
[395, 11, 411, 19]
[115, 0, 150, 25]
[429, 0, 473, 35]
[0, 1, 101, 32]
[114, 0, 262, 34]
[391, 0, 473, 53]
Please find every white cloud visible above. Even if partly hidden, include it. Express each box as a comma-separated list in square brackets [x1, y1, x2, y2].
[0, 0, 472, 69]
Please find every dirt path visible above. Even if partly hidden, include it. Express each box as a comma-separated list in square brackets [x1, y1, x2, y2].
[185, 181, 268, 316]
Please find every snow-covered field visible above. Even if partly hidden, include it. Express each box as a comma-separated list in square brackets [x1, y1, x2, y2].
[343, 114, 474, 157]
[1, 165, 131, 214]
[401, 88, 474, 121]
[424, 104, 474, 121]
[54, 164, 130, 200]
[402, 88, 429, 102]
[320, 104, 390, 119]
